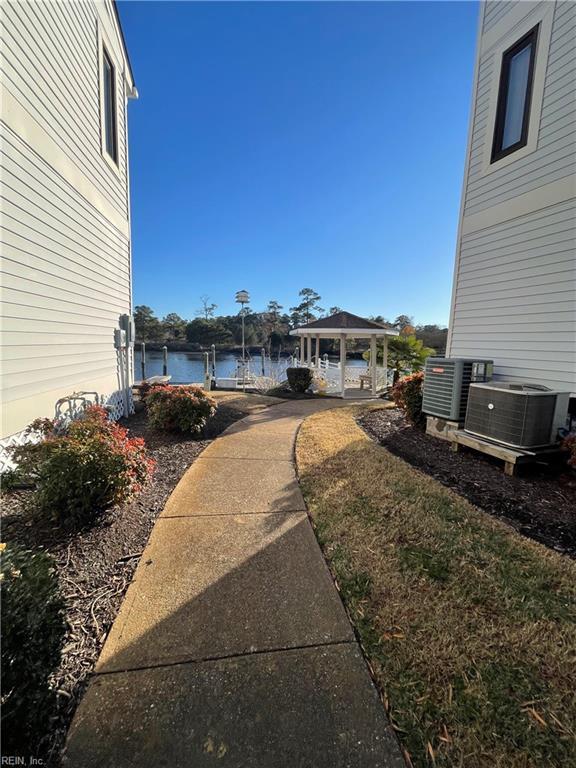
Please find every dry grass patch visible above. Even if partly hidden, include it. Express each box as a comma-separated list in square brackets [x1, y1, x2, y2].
[296, 405, 576, 768]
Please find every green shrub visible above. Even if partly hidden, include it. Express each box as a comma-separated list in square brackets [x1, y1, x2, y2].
[287, 367, 313, 394]
[1, 542, 66, 753]
[391, 371, 425, 427]
[0, 467, 31, 492]
[144, 384, 217, 433]
[11, 406, 155, 525]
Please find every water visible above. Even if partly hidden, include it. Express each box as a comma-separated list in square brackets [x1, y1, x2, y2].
[134, 350, 367, 384]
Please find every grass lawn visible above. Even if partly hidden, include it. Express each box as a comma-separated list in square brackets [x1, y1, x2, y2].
[296, 405, 576, 768]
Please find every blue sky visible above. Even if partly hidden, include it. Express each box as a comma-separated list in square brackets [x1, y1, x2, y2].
[118, 1, 479, 325]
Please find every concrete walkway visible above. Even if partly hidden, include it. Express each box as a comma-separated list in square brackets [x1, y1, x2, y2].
[64, 399, 404, 768]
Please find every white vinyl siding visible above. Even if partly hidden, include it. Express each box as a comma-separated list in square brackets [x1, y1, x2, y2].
[1, 126, 131, 412]
[0, 0, 128, 219]
[451, 199, 576, 390]
[448, 1, 576, 393]
[0, 0, 133, 440]
[483, 2, 521, 34]
[465, 1, 576, 216]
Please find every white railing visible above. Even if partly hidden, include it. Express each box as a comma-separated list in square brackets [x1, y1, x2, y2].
[296, 360, 392, 393]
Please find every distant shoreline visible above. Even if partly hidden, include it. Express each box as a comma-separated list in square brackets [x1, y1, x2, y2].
[135, 342, 367, 359]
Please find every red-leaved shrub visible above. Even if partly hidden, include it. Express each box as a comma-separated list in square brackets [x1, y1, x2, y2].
[11, 406, 154, 525]
[143, 384, 217, 433]
[562, 433, 576, 469]
[391, 371, 425, 427]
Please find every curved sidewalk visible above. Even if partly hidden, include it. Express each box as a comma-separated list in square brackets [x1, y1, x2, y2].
[64, 399, 404, 768]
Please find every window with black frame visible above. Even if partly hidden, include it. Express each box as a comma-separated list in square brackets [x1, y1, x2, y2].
[491, 25, 539, 163]
[102, 47, 118, 164]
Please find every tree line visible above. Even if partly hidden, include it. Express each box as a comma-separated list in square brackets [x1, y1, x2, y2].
[134, 289, 448, 356]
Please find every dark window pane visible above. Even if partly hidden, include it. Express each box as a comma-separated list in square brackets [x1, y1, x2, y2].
[103, 50, 118, 163]
[502, 44, 532, 149]
[491, 26, 538, 163]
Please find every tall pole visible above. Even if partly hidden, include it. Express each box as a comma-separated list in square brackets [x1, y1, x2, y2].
[241, 311, 245, 365]
[235, 290, 250, 392]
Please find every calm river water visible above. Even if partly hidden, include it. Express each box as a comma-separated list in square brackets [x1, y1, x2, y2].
[134, 350, 367, 384]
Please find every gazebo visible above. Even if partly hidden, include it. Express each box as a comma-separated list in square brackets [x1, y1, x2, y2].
[289, 311, 399, 398]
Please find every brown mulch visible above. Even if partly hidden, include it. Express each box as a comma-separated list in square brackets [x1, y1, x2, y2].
[359, 407, 576, 558]
[0, 403, 254, 766]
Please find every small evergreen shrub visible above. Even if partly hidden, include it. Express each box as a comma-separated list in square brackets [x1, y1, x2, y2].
[392, 371, 425, 427]
[11, 406, 155, 525]
[287, 367, 313, 394]
[1, 542, 66, 753]
[0, 467, 31, 492]
[144, 384, 217, 433]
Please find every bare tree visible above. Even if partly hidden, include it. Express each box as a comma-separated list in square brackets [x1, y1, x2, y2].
[197, 295, 218, 320]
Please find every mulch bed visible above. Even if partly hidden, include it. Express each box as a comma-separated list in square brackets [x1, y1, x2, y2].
[0, 403, 248, 766]
[359, 407, 576, 558]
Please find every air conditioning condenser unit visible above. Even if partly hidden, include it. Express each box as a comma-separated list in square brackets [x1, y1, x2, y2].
[422, 358, 493, 422]
[465, 382, 570, 449]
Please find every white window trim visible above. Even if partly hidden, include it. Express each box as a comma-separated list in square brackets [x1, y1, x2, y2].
[479, 2, 554, 177]
[98, 24, 122, 177]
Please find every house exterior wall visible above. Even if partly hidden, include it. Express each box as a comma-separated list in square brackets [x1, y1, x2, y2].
[447, 0, 576, 393]
[0, 0, 136, 450]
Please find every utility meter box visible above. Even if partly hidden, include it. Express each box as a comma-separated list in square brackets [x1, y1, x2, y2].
[119, 314, 136, 346]
[114, 329, 127, 349]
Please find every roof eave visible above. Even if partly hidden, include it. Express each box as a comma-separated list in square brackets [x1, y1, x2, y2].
[289, 328, 399, 337]
[112, 0, 136, 93]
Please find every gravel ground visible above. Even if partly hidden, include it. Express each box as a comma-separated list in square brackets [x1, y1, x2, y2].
[0, 402, 257, 766]
[359, 407, 576, 558]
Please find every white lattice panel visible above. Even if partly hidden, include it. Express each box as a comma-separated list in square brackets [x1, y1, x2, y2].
[0, 387, 133, 474]
[0, 430, 41, 473]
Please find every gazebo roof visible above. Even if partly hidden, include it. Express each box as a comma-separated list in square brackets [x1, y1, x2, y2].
[290, 310, 398, 337]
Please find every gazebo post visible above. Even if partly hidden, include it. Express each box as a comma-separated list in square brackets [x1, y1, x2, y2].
[370, 335, 377, 396]
[340, 333, 346, 397]
[315, 335, 320, 367]
[306, 336, 312, 366]
[382, 335, 389, 389]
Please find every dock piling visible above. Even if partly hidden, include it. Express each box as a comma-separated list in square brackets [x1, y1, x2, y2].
[204, 352, 211, 390]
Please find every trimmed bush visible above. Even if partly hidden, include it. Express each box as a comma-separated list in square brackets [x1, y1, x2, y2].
[563, 433, 576, 468]
[11, 406, 155, 525]
[144, 384, 217, 433]
[1, 542, 66, 753]
[391, 371, 425, 427]
[0, 467, 31, 492]
[287, 367, 313, 394]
